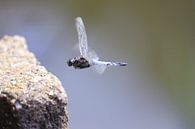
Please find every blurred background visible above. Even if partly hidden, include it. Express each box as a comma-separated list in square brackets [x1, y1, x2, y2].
[0, 0, 194, 129]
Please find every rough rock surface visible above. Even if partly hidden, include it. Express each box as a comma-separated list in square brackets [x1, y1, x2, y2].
[0, 36, 68, 129]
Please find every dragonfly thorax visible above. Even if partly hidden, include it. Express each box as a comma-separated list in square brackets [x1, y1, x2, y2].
[67, 56, 90, 69]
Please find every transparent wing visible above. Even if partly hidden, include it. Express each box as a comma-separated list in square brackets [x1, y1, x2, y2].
[92, 60, 107, 74]
[73, 43, 99, 61]
[75, 17, 88, 57]
[86, 49, 99, 63]
[94, 64, 107, 74]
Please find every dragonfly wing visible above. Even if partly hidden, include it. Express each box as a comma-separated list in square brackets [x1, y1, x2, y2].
[75, 17, 88, 57]
[92, 60, 107, 74]
[73, 44, 99, 63]
[94, 64, 107, 74]
[86, 49, 99, 63]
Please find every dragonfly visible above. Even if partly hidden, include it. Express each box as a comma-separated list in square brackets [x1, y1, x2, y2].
[67, 17, 127, 74]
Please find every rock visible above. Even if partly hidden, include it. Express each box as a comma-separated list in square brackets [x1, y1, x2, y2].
[0, 36, 68, 129]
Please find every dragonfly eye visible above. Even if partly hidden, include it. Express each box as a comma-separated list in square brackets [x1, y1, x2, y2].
[67, 59, 73, 66]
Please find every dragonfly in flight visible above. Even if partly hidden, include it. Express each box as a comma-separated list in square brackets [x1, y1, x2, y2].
[67, 17, 127, 74]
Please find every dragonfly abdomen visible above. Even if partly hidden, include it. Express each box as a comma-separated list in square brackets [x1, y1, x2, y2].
[94, 60, 127, 66]
[107, 62, 127, 66]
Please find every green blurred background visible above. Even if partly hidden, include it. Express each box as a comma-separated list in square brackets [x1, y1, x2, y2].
[0, 0, 194, 129]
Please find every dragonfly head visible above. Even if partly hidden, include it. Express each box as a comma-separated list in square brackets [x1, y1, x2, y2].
[67, 58, 74, 66]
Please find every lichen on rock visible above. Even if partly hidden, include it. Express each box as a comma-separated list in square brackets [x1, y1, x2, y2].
[0, 35, 68, 129]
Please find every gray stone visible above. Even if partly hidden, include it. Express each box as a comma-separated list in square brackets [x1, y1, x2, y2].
[0, 36, 68, 129]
